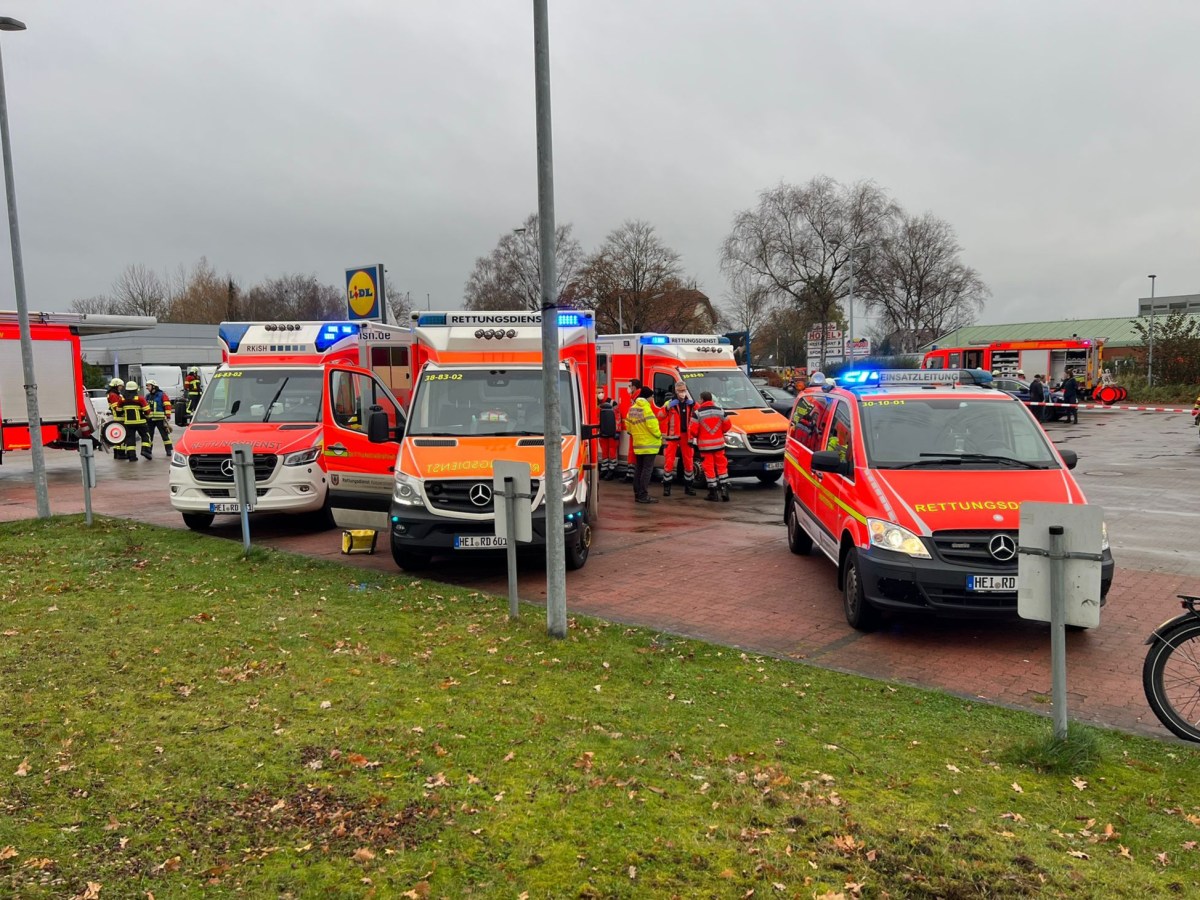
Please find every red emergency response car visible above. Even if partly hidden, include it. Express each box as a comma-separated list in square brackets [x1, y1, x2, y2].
[782, 369, 1114, 630]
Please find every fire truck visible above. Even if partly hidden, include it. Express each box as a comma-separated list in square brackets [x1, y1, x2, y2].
[168, 320, 413, 531]
[0, 310, 155, 464]
[365, 310, 599, 571]
[597, 332, 790, 482]
[922, 338, 1111, 399]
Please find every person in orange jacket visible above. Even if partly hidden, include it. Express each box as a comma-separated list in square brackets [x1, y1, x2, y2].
[597, 388, 619, 480]
[661, 380, 697, 496]
[689, 390, 732, 502]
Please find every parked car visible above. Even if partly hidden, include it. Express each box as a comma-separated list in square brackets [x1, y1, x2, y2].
[758, 384, 796, 416]
[992, 378, 1065, 421]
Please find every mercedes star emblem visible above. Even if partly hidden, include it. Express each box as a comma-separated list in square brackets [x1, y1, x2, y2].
[469, 482, 493, 507]
[988, 533, 1017, 562]
[220, 458, 236, 478]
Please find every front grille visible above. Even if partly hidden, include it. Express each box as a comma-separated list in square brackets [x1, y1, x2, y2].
[923, 585, 1016, 610]
[747, 432, 786, 451]
[200, 488, 269, 498]
[424, 479, 542, 514]
[188, 453, 278, 484]
[930, 530, 1018, 569]
[413, 439, 458, 447]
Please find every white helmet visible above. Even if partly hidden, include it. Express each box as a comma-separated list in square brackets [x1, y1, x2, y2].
[124, 380, 138, 391]
[146, 379, 158, 388]
[188, 367, 199, 374]
[108, 377, 123, 388]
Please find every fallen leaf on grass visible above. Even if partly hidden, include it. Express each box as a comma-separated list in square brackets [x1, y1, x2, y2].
[71, 883, 102, 900]
[401, 881, 430, 899]
[352, 847, 376, 863]
[1067, 850, 1089, 859]
[15, 758, 30, 777]
[1071, 777, 1088, 790]
[1156, 852, 1170, 866]
[1011, 782, 1023, 793]
[319, 701, 332, 710]
[0, 846, 16, 860]
[946, 764, 961, 773]
[574, 752, 595, 772]
[1119, 845, 1133, 859]
[346, 753, 380, 769]
[22, 857, 54, 870]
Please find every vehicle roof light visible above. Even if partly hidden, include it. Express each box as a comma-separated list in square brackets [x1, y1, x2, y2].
[556, 312, 589, 327]
[416, 314, 447, 326]
[316, 322, 359, 352]
[218, 323, 251, 353]
[641, 335, 670, 345]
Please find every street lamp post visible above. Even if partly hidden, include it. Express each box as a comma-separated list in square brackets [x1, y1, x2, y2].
[1147, 274, 1156, 386]
[845, 244, 867, 371]
[0, 17, 48, 518]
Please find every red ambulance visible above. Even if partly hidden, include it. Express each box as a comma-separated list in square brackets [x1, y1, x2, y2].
[782, 369, 1114, 630]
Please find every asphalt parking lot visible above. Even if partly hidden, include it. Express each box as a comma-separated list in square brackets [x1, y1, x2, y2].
[2, 406, 1199, 741]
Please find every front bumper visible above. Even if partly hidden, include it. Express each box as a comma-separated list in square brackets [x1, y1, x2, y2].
[857, 545, 1115, 618]
[389, 499, 587, 552]
[724, 447, 786, 478]
[168, 465, 327, 516]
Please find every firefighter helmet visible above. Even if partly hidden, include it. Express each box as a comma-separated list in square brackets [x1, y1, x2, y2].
[146, 379, 158, 388]
[109, 377, 123, 388]
[124, 380, 138, 391]
[188, 367, 199, 374]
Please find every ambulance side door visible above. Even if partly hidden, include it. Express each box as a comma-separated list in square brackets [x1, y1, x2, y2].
[324, 368, 405, 523]
[785, 394, 832, 549]
[812, 398, 857, 560]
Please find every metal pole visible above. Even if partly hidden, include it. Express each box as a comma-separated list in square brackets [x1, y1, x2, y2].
[79, 440, 94, 526]
[0, 27, 49, 518]
[1048, 525, 1068, 740]
[617, 296, 623, 333]
[847, 245, 855, 371]
[1147, 274, 1156, 386]
[533, 0, 567, 638]
[505, 476, 519, 619]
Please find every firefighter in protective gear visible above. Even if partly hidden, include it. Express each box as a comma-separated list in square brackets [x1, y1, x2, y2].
[597, 389, 619, 480]
[183, 367, 202, 423]
[661, 381, 696, 496]
[143, 378, 174, 457]
[625, 385, 662, 503]
[689, 390, 732, 502]
[105, 378, 127, 456]
[120, 380, 151, 461]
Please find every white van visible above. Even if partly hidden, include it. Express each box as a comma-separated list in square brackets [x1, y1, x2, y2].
[131, 365, 185, 400]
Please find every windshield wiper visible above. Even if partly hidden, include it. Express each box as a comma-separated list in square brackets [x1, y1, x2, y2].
[261, 379, 289, 423]
[890, 452, 1043, 470]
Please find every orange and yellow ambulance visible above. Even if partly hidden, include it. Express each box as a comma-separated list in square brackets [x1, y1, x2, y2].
[782, 369, 1114, 630]
[168, 320, 412, 531]
[596, 333, 790, 483]
[375, 311, 599, 571]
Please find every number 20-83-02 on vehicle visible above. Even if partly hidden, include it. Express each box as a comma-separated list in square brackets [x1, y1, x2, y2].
[782, 369, 1114, 631]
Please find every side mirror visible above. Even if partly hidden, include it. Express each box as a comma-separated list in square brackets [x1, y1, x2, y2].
[367, 406, 391, 444]
[811, 450, 843, 473]
[1058, 448, 1078, 470]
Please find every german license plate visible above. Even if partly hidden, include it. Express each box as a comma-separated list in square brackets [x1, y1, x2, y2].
[209, 502, 243, 514]
[967, 574, 1016, 592]
[764, 461, 784, 471]
[454, 535, 507, 549]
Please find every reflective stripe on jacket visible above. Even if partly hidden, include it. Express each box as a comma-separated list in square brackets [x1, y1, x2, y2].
[688, 401, 731, 451]
[146, 389, 173, 419]
[625, 397, 662, 455]
[663, 397, 694, 440]
[121, 396, 149, 426]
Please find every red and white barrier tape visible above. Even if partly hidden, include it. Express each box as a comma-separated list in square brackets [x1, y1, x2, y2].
[1027, 401, 1196, 414]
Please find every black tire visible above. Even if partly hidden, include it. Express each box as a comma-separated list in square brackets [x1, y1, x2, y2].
[390, 538, 431, 571]
[308, 494, 336, 530]
[842, 549, 880, 632]
[785, 493, 812, 555]
[182, 512, 214, 532]
[1143, 620, 1200, 742]
[757, 471, 783, 484]
[566, 518, 592, 571]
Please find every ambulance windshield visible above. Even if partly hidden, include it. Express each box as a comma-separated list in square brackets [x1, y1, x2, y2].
[407, 369, 577, 437]
[192, 368, 323, 424]
[862, 398, 1059, 469]
[679, 369, 766, 410]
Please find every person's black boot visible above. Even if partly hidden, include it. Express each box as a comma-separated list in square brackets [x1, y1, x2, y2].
[662, 482, 671, 497]
[683, 481, 696, 496]
[705, 488, 720, 502]
[720, 484, 730, 502]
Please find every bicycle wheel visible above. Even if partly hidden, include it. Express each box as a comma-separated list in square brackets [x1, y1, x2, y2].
[1144, 619, 1200, 742]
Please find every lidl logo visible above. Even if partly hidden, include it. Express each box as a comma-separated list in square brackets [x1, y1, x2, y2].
[346, 269, 379, 318]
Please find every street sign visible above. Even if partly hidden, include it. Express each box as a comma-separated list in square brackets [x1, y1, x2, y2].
[1018, 502, 1104, 628]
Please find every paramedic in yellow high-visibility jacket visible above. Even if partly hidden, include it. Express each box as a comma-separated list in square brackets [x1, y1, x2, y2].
[625, 385, 662, 505]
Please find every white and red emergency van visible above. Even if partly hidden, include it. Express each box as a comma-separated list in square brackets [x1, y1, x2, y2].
[597, 333, 789, 482]
[363, 310, 599, 571]
[168, 320, 413, 531]
[782, 369, 1114, 630]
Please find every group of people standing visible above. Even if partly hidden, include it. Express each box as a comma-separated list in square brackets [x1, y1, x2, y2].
[1026, 369, 1080, 424]
[105, 378, 174, 460]
[597, 378, 732, 504]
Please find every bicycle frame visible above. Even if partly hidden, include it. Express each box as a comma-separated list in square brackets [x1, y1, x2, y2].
[1145, 595, 1200, 646]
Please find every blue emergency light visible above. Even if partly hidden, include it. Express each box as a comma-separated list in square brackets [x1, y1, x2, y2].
[218, 323, 252, 353]
[316, 322, 360, 352]
[416, 314, 448, 326]
[640, 335, 670, 345]
[557, 312, 590, 327]
[838, 370, 880, 386]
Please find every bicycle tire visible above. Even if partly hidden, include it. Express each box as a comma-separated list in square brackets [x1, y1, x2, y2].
[1144, 619, 1200, 742]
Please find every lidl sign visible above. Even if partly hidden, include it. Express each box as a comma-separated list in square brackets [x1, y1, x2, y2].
[345, 264, 386, 322]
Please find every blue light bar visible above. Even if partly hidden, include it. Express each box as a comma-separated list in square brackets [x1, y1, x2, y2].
[640, 335, 670, 345]
[717, 336, 732, 345]
[316, 322, 359, 352]
[839, 370, 879, 386]
[218, 323, 252, 353]
[557, 312, 588, 327]
[416, 314, 447, 326]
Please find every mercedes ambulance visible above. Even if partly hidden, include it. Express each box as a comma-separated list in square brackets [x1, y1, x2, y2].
[782, 369, 1114, 630]
[362, 310, 599, 571]
[597, 332, 789, 482]
[168, 320, 413, 531]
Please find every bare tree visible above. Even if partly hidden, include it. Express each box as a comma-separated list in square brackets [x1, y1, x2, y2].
[163, 257, 239, 324]
[111, 263, 169, 319]
[720, 177, 895, 368]
[242, 274, 342, 321]
[576, 220, 712, 333]
[463, 213, 583, 311]
[69, 295, 119, 315]
[385, 281, 413, 324]
[722, 273, 776, 341]
[859, 212, 989, 353]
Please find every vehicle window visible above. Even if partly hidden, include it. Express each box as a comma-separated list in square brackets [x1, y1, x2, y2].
[861, 398, 1059, 468]
[191, 368, 324, 424]
[949, 352, 961, 368]
[407, 369, 577, 436]
[925, 356, 945, 369]
[827, 400, 854, 477]
[677, 369, 765, 410]
[330, 371, 368, 430]
[652, 371, 676, 407]
[789, 395, 831, 452]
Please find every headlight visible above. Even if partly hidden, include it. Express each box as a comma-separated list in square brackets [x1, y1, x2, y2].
[724, 432, 746, 450]
[562, 467, 579, 497]
[170, 451, 187, 468]
[282, 446, 321, 466]
[1101, 521, 1109, 552]
[393, 471, 425, 507]
[867, 518, 931, 559]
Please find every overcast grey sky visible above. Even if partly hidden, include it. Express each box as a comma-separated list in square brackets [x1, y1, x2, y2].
[3, 1, 1197, 327]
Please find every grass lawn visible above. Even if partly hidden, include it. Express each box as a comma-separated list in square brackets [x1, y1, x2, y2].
[1, 516, 1198, 899]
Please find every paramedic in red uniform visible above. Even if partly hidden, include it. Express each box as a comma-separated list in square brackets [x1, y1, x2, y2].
[597, 389, 619, 480]
[689, 390, 732, 502]
[661, 380, 696, 496]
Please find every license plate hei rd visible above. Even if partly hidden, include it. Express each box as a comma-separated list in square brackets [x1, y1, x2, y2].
[967, 574, 1017, 592]
[454, 535, 507, 549]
